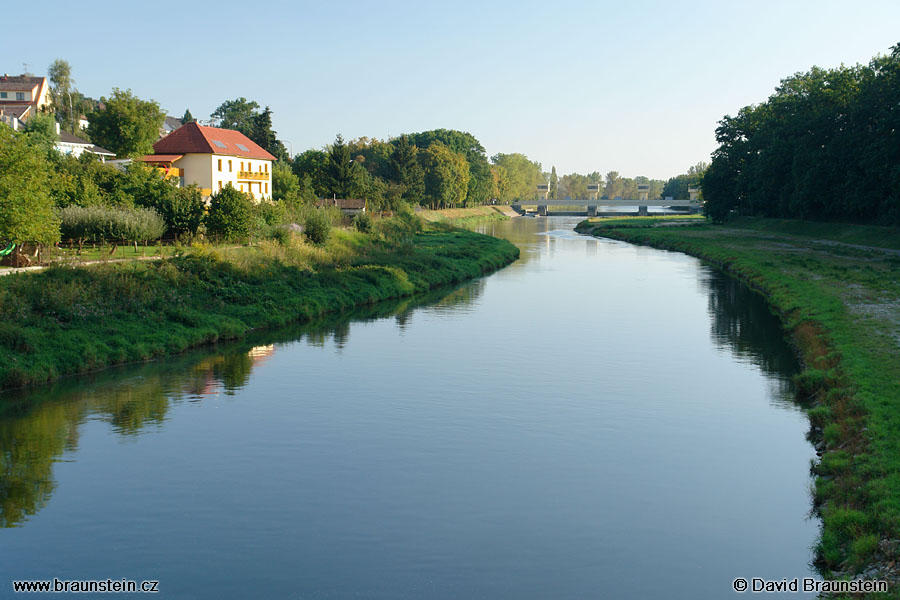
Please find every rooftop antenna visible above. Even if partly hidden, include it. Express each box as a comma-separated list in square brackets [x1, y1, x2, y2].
[22, 62, 31, 75]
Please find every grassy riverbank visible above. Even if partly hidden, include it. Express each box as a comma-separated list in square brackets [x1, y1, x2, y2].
[577, 216, 900, 586]
[419, 205, 517, 227]
[0, 215, 518, 390]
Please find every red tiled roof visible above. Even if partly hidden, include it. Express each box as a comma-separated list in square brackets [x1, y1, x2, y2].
[151, 122, 275, 160]
[140, 154, 184, 163]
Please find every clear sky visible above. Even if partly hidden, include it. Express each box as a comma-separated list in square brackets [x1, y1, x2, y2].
[7, 0, 899, 179]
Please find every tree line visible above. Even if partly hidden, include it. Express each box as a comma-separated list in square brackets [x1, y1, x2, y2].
[702, 43, 900, 225]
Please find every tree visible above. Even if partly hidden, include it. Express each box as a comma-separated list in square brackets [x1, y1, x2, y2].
[421, 143, 470, 209]
[87, 89, 165, 158]
[250, 106, 288, 161]
[48, 59, 75, 131]
[549, 166, 558, 199]
[491, 164, 511, 203]
[210, 97, 260, 135]
[325, 134, 366, 198]
[490, 153, 543, 200]
[22, 113, 59, 154]
[181, 109, 194, 123]
[389, 135, 425, 204]
[407, 129, 492, 205]
[272, 160, 303, 203]
[293, 149, 329, 197]
[205, 186, 253, 241]
[0, 126, 60, 247]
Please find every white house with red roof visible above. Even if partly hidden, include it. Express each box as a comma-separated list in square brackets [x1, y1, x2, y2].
[141, 122, 275, 202]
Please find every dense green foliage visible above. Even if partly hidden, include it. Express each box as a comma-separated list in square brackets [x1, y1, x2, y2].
[703, 44, 900, 225]
[660, 163, 706, 200]
[291, 131, 668, 210]
[0, 220, 519, 390]
[580, 217, 900, 580]
[303, 209, 332, 245]
[0, 125, 60, 247]
[210, 97, 288, 161]
[205, 186, 254, 242]
[47, 59, 99, 138]
[59, 205, 166, 246]
[87, 88, 165, 158]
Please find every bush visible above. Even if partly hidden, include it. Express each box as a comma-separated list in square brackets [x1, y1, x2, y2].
[353, 211, 373, 233]
[58, 205, 166, 247]
[304, 209, 332, 245]
[206, 186, 253, 242]
[143, 184, 205, 240]
[254, 201, 287, 227]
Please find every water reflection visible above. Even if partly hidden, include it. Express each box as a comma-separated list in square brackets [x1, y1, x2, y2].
[702, 270, 801, 381]
[0, 283, 484, 528]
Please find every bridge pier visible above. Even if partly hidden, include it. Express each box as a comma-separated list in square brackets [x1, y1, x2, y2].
[638, 206, 648, 216]
[537, 205, 548, 216]
[587, 205, 598, 217]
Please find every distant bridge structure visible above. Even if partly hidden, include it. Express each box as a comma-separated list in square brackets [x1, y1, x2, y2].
[513, 182, 702, 216]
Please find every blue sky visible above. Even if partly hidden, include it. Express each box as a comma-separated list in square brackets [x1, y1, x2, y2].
[8, 0, 900, 179]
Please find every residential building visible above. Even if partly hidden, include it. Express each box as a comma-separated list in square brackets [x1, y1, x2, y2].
[0, 74, 51, 124]
[141, 122, 274, 202]
[161, 115, 182, 137]
[54, 123, 114, 161]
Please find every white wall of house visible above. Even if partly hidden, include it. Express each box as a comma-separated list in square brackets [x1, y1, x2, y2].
[175, 153, 271, 202]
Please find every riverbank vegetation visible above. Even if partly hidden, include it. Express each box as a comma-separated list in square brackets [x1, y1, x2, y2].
[702, 43, 900, 225]
[577, 216, 900, 583]
[0, 214, 519, 390]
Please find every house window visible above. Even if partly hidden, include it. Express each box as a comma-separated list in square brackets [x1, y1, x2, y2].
[228, 160, 232, 172]
[16, 92, 25, 101]
[240, 162, 244, 171]
[0, 92, 6, 98]
[265, 182, 268, 194]
[265, 164, 268, 173]
[218, 181, 223, 191]
[218, 159, 222, 171]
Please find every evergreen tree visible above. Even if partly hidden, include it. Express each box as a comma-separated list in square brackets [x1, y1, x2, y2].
[549, 166, 558, 199]
[389, 135, 425, 204]
[181, 109, 194, 123]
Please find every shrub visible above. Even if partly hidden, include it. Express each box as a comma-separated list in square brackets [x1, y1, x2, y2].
[304, 209, 331, 245]
[142, 184, 205, 240]
[206, 186, 253, 242]
[353, 211, 373, 233]
[58, 205, 166, 247]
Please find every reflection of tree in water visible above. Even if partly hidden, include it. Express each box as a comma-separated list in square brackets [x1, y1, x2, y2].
[0, 399, 79, 527]
[0, 279, 484, 527]
[702, 270, 800, 379]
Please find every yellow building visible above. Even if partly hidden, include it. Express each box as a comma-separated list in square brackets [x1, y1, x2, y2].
[141, 122, 275, 202]
[0, 74, 51, 126]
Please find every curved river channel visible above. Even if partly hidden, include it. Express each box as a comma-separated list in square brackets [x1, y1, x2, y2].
[1, 217, 817, 598]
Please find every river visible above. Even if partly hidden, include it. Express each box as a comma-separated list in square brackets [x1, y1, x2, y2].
[0, 216, 817, 598]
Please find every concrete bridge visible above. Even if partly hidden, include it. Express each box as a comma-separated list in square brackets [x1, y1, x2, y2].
[512, 185, 702, 216]
[512, 198, 702, 216]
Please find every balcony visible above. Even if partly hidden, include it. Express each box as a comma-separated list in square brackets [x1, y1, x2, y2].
[237, 171, 269, 180]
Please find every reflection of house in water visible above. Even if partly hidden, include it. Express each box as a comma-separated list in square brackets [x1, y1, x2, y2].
[183, 345, 274, 398]
[248, 345, 275, 366]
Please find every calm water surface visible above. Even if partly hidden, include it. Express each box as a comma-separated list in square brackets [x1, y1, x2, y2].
[1, 217, 817, 598]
